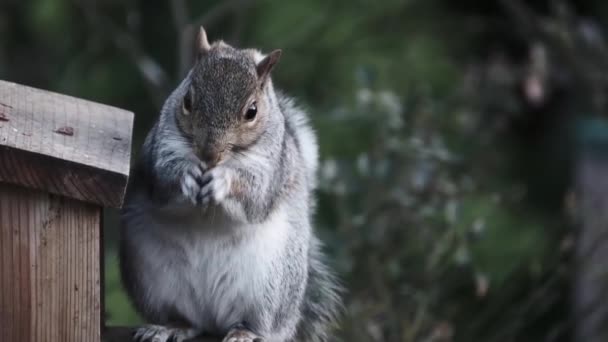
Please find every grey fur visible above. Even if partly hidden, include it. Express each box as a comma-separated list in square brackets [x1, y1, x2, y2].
[119, 38, 342, 342]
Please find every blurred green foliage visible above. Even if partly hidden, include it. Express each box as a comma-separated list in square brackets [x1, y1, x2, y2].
[3, 0, 604, 341]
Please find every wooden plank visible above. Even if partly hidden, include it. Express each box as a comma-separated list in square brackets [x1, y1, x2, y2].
[103, 326, 219, 342]
[0, 182, 101, 342]
[0, 80, 134, 207]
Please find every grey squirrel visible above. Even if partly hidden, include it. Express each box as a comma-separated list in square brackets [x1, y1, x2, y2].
[119, 27, 342, 342]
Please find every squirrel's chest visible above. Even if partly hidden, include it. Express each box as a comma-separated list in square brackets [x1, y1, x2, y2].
[170, 209, 290, 329]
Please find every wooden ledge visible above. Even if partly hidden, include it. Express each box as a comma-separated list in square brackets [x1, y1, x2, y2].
[103, 326, 220, 342]
[0, 80, 134, 207]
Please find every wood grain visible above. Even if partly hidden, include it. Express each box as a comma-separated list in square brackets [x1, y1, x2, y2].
[0, 80, 134, 207]
[0, 182, 101, 342]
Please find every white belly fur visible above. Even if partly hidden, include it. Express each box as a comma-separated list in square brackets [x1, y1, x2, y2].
[146, 205, 289, 331]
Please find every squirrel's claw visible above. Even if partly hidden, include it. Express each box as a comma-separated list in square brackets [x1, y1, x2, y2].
[180, 162, 209, 205]
[196, 180, 214, 205]
[198, 167, 232, 206]
[181, 165, 232, 207]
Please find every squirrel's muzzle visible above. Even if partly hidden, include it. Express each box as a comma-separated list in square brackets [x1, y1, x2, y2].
[198, 145, 224, 168]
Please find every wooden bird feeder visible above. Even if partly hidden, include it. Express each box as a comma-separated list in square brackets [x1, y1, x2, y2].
[0, 80, 133, 342]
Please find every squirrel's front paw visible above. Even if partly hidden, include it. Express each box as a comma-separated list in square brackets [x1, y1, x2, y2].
[197, 167, 233, 206]
[180, 162, 210, 205]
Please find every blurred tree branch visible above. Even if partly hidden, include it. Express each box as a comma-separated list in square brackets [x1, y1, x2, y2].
[173, 0, 256, 77]
[573, 152, 608, 342]
[77, 0, 171, 108]
[496, 2, 608, 341]
[189, 0, 253, 33]
[169, 0, 191, 78]
[76, 0, 257, 107]
[498, 0, 608, 111]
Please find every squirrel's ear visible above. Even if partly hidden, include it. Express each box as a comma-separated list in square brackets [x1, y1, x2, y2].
[197, 26, 211, 56]
[256, 49, 282, 80]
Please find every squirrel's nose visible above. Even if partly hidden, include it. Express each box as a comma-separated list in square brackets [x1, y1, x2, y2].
[201, 149, 222, 167]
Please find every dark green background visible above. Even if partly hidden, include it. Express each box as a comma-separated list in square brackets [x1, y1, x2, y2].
[3, 0, 608, 341]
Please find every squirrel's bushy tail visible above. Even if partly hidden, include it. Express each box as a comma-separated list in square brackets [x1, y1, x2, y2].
[296, 237, 344, 342]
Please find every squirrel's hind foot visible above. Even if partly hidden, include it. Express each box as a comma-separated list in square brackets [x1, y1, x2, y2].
[133, 325, 197, 342]
[222, 327, 264, 342]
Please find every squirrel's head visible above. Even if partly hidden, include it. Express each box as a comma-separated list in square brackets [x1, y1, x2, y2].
[175, 27, 282, 168]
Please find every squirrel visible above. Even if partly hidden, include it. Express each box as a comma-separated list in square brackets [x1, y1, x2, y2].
[119, 27, 342, 342]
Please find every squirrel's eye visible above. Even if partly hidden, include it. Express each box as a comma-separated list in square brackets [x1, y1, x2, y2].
[245, 102, 257, 121]
[182, 92, 192, 115]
